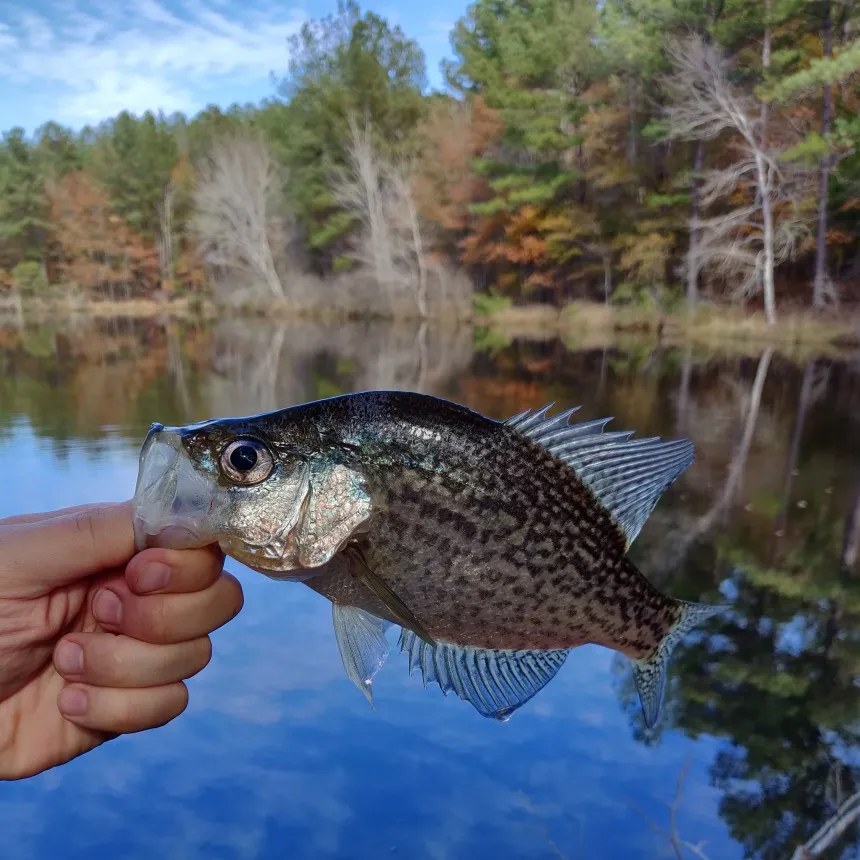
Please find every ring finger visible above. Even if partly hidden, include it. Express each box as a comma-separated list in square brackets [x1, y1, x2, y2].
[53, 633, 212, 688]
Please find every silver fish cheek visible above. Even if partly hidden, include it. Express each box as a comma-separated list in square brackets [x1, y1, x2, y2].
[296, 463, 374, 568]
[219, 462, 375, 576]
[216, 460, 312, 572]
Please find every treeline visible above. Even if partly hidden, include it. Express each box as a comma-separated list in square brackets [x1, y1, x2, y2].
[1, 0, 860, 322]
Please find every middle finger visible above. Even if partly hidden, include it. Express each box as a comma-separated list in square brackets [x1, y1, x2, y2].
[125, 545, 225, 596]
[92, 573, 244, 644]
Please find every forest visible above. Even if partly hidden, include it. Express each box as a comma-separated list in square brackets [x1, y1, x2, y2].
[1, 0, 860, 324]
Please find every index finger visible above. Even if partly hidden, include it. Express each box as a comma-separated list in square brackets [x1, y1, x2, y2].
[0, 501, 134, 597]
[0, 503, 105, 527]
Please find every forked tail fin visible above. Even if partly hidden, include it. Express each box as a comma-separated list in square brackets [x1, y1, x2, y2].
[632, 599, 726, 728]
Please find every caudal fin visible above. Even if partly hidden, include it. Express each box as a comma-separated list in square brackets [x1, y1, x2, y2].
[632, 600, 726, 729]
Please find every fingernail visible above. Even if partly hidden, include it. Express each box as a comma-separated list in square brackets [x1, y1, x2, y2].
[137, 562, 171, 593]
[58, 687, 88, 717]
[55, 641, 84, 674]
[93, 589, 122, 626]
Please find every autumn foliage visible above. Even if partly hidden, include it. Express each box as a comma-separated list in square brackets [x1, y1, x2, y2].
[412, 96, 502, 236]
[2, 0, 860, 315]
[48, 172, 159, 295]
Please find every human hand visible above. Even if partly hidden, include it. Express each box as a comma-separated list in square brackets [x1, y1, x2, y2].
[0, 501, 244, 780]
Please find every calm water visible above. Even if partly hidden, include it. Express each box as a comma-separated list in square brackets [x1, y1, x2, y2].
[1, 314, 859, 860]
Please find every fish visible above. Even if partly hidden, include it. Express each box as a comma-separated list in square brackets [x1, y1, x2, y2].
[132, 390, 724, 727]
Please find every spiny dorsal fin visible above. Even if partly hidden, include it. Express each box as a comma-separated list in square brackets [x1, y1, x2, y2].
[505, 404, 694, 547]
[398, 631, 568, 721]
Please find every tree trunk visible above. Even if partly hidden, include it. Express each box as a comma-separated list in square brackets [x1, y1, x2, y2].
[401, 178, 428, 318]
[627, 75, 637, 167]
[759, 168, 777, 324]
[687, 140, 704, 311]
[260, 239, 284, 300]
[759, 1, 776, 324]
[813, 0, 833, 311]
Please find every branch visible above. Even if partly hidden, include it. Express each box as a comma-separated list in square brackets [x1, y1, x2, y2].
[790, 789, 860, 860]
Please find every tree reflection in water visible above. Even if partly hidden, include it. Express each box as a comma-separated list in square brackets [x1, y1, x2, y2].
[1, 311, 858, 859]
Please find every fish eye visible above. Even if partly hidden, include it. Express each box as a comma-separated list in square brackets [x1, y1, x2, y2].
[220, 438, 274, 485]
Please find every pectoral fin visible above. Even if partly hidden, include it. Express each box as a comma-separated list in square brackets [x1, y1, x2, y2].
[332, 603, 389, 704]
[345, 544, 435, 647]
[398, 630, 568, 721]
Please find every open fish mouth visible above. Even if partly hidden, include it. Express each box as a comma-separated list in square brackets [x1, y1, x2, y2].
[132, 422, 220, 552]
[133, 524, 203, 550]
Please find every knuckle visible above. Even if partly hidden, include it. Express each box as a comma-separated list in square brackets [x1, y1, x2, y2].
[137, 596, 174, 644]
[90, 639, 119, 681]
[188, 549, 225, 589]
[188, 637, 213, 674]
[220, 574, 245, 618]
[74, 509, 100, 549]
[108, 692, 139, 732]
[164, 684, 190, 723]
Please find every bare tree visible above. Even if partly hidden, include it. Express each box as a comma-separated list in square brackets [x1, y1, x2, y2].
[191, 131, 286, 301]
[386, 164, 428, 318]
[333, 114, 395, 288]
[663, 36, 808, 324]
[332, 114, 430, 317]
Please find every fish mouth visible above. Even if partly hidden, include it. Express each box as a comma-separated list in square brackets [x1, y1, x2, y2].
[132, 422, 221, 552]
[133, 521, 203, 550]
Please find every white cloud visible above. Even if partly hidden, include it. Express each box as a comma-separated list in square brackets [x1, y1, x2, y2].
[0, 0, 305, 126]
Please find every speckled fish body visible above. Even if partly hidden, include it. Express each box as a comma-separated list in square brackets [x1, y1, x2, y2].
[299, 394, 676, 656]
[132, 391, 722, 726]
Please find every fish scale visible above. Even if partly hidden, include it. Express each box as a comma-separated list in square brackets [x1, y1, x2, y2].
[351, 416, 673, 654]
[132, 390, 725, 727]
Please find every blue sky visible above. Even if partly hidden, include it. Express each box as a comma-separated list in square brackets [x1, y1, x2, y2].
[0, 0, 462, 135]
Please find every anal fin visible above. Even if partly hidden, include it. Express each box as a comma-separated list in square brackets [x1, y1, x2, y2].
[333, 603, 390, 704]
[398, 630, 568, 721]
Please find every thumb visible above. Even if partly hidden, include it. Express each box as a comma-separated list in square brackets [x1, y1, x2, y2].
[0, 502, 134, 597]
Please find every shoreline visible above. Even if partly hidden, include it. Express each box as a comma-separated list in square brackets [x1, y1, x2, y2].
[2, 295, 858, 355]
[475, 301, 860, 351]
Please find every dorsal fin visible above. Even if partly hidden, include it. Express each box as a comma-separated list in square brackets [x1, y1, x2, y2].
[398, 631, 568, 721]
[505, 404, 694, 547]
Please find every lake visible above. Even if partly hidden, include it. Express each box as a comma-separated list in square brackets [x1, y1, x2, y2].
[0, 312, 858, 860]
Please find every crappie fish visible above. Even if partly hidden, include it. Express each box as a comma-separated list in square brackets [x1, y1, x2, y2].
[132, 391, 722, 726]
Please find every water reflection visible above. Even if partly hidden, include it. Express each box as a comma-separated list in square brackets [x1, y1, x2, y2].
[0, 312, 859, 859]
